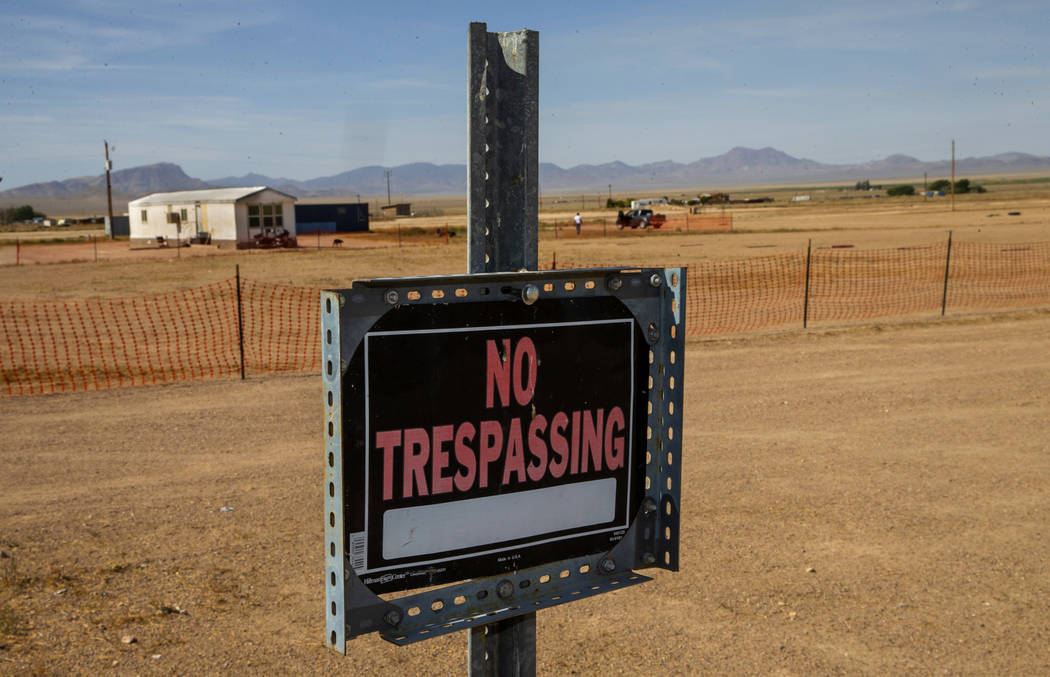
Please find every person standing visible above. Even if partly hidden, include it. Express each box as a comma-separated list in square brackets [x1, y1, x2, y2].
[574, 212, 582, 235]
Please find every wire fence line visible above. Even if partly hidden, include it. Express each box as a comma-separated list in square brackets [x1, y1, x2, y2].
[0, 277, 319, 396]
[2, 239, 1049, 396]
[550, 240, 1050, 335]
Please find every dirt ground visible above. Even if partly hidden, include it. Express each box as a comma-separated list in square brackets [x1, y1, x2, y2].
[3, 192, 1050, 302]
[2, 192, 1050, 674]
[2, 312, 1048, 675]
[4, 188, 1050, 273]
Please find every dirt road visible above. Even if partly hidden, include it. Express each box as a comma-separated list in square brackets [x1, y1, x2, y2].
[2, 311, 1048, 674]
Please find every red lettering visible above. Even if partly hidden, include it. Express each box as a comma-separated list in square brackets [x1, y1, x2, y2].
[454, 422, 477, 492]
[501, 417, 526, 485]
[403, 428, 430, 499]
[526, 414, 548, 482]
[512, 337, 538, 406]
[581, 409, 604, 472]
[431, 424, 454, 495]
[376, 430, 401, 501]
[604, 406, 626, 470]
[378, 407, 624, 500]
[485, 339, 511, 408]
[479, 420, 503, 488]
[569, 411, 581, 474]
[549, 412, 569, 478]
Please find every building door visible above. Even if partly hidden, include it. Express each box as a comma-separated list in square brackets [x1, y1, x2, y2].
[194, 203, 203, 240]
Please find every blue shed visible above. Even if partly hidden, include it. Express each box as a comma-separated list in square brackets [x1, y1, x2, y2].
[294, 203, 369, 233]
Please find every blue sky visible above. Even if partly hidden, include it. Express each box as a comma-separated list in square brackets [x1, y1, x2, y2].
[1, 0, 1047, 187]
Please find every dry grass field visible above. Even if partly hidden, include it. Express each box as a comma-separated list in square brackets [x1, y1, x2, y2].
[2, 188, 1050, 675]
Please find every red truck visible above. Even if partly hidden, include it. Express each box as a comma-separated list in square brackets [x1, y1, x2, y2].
[616, 208, 667, 230]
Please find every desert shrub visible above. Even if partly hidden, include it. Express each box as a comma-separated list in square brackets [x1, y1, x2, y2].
[886, 184, 916, 197]
[953, 178, 986, 193]
[0, 205, 45, 224]
[925, 179, 986, 194]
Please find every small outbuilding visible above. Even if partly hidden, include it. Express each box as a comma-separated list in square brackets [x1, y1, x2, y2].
[128, 187, 297, 249]
[105, 215, 130, 238]
[380, 203, 412, 217]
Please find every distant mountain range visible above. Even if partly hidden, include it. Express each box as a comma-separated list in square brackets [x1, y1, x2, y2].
[4, 148, 1050, 201]
[0, 162, 212, 198]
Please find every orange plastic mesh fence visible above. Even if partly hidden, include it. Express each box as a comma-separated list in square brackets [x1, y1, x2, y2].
[546, 239, 1049, 336]
[543, 254, 807, 336]
[688, 253, 807, 335]
[946, 241, 1050, 311]
[239, 279, 322, 375]
[807, 243, 948, 323]
[673, 214, 733, 232]
[2, 242, 1049, 395]
[0, 280, 240, 395]
[0, 238, 101, 266]
[542, 213, 731, 235]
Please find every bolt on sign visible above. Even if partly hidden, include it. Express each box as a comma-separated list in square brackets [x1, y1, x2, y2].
[323, 267, 684, 650]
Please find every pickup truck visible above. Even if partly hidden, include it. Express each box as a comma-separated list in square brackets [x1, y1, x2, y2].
[616, 209, 667, 230]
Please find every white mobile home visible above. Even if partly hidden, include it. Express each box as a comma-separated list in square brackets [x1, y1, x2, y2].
[629, 198, 668, 209]
[128, 187, 297, 248]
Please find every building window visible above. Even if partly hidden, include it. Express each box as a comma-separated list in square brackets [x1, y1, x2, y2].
[180, 208, 188, 222]
[141, 210, 148, 223]
[248, 204, 284, 233]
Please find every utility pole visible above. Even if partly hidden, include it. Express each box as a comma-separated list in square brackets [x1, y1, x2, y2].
[385, 170, 392, 205]
[950, 140, 955, 212]
[105, 140, 114, 238]
[924, 171, 927, 200]
[608, 184, 612, 204]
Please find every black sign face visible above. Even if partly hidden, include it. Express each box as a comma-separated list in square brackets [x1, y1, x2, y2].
[342, 298, 647, 593]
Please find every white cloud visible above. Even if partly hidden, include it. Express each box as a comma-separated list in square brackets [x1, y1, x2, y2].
[0, 3, 283, 73]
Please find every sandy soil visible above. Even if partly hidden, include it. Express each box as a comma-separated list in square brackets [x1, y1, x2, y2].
[3, 192, 1050, 302]
[2, 312, 1049, 675]
[2, 193, 1050, 674]
[5, 189, 1050, 264]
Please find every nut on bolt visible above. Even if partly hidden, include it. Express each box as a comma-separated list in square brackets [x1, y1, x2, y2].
[649, 273, 663, 288]
[647, 323, 660, 344]
[641, 552, 656, 565]
[642, 497, 658, 514]
[496, 579, 514, 599]
[383, 610, 402, 627]
[384, 289, 400, 305]
[607, 277, 623, 291]
[521, 284, 539, 305]
[599, 558, 616, 574]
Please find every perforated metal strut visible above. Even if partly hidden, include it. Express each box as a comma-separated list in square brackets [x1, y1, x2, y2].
[467, 22, 539, 275]
[323, 267, 685, 658]
[467, 23, 539, 674]
[325, 22, 685, 677]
